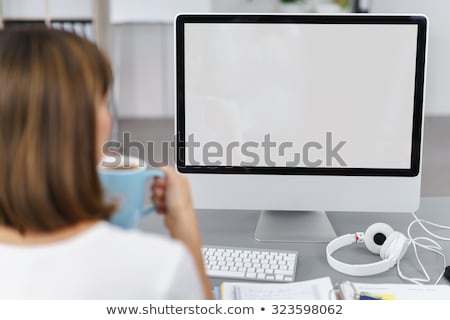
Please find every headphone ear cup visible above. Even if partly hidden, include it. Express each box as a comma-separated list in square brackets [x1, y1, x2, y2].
[364, 223, 394, 255]
[380, 231, 409, 262]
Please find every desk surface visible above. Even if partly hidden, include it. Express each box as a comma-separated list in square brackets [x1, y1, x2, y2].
[138, 197, 450, 286]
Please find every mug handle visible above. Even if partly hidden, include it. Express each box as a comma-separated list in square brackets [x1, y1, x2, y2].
[141, 169, 165, 216]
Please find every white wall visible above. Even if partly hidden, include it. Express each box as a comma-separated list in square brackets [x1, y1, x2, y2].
[109, 0, 210, 23]
[211, 0, 278, 12]
[371, 0, 450, 115]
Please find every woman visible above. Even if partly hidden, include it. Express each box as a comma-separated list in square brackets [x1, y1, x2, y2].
[0, 28, 212, 299]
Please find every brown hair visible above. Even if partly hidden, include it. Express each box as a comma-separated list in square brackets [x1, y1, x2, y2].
[0, 28, 115, 233]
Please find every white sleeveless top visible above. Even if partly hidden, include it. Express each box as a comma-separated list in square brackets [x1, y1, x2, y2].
[0, 222, 203, 299]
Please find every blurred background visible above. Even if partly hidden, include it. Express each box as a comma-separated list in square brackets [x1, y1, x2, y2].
[1, 0, 449, 196]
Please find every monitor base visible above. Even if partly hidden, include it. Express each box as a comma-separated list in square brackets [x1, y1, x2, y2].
[254, 210, 337, 243]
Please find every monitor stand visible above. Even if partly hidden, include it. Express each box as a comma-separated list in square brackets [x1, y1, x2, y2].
[254, 210, 337, 243]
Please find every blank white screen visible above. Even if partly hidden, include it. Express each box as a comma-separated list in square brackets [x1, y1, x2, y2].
[184, 23, 418, 168]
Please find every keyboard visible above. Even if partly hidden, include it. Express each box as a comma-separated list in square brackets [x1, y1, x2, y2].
[202, 245, 298, 282]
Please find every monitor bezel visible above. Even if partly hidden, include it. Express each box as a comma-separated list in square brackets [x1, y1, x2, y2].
[175, 14, 427, 177]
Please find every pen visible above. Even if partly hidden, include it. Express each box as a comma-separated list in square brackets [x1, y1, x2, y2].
[357, 292, 396, 300]
[359, 294, 381, 300]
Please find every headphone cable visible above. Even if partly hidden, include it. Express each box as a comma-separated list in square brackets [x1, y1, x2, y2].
[397, 212, 450, 285]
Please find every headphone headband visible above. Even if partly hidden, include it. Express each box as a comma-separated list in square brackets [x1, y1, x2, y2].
[326, 233, 395, 276]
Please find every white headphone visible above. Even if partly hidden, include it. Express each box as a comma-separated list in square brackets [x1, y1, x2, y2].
[326, 223, 410, 276]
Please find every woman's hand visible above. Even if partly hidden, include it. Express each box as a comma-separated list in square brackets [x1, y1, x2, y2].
[151, 166, 213, 299]
[151, 166, 198, 241]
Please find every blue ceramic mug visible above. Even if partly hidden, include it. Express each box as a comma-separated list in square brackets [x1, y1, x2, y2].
[98, 155, 164, 229]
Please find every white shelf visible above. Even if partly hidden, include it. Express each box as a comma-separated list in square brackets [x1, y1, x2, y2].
[1, 0, 93, 21]
[2, 0, 46, 20]
[0, 0, 100, 45]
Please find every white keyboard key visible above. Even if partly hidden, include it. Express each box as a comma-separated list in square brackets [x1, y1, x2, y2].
[246, 272, 256, 278]
[257, 274, 265, 280]
[267, 275, 275, 280]
[230, 266, 238, 271]
[265, 269, 274, 274]
[256, 268, 265, 273]
[275, 269, 293, 276]
[275, 275, 284, 281]
[285, 276, 294, 281]
[280, 265, 288, 270]
[247, 267, 255, 273]
[208, 270, 246, 278]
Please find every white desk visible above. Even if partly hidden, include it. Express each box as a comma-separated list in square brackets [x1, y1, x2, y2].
[139, 197, 450, 286]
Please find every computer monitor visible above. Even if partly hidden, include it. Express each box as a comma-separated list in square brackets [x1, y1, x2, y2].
[175, 14, 428, 242]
